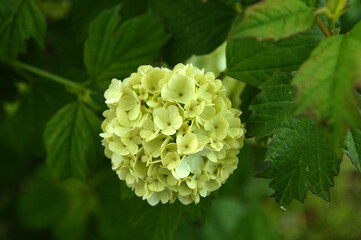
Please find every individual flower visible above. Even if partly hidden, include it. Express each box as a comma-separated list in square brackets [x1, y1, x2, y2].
[153, 105, 183, 135]
[184, 99, 205, 118]
[161, 74, 197, 104]
[100, 64, 245, 206]
[140, 118, 160, 141]
[176, 133, 198, 155]
[104, 78, 123, 104]
[142, 68, 165, 93]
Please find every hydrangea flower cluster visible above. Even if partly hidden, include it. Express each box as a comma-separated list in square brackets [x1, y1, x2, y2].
[100, 64, 245, 205]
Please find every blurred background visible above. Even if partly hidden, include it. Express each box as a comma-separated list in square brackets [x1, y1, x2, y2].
[1, 0, 361, 239]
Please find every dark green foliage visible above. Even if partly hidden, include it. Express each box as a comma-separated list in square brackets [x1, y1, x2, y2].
[248, 73, 339, 205]
[150, 0, 237, 66]
[226, 26, 324, 87]
[84, 5, 169, 89]
[0, 0, 46, 60]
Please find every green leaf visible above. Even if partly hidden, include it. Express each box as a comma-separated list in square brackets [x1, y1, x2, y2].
[344, 129, 361, 172]
[239, 84, 260, 122]
[293, 21, 361, 154]
[44, 101, 103, 181]
[229, 0, 315, 41]
[0, 0, 46, 60]
[150, 0, 236, 66]
[131, 202, 183, 240]
[248, 73, 340, 205]
[247, 73, 295, 139]
[84, 5, 169, 89]
[226, 26, 324, 86]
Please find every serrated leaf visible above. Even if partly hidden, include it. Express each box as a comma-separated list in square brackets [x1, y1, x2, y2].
[229, 0, 315, 41]
[150, 0, 236, 66]
[247, 73, 295, 139]
[130, 202, 183, 240]
[248, 73, 339, 205]
[226, 26, 324, 86]
[261, 118, 339, 205]
[44, 102, 103, 181]
[0, 0, 46, 60]
[293, 21, 361, 154]
[84, 5, 169, 89]
[344, 129, 361, 172]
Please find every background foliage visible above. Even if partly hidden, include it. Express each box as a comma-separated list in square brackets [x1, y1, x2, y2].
[1, 0, 361, 239]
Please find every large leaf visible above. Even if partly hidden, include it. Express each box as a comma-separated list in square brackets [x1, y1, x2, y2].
[0, 0, 46, 60]
[248, 73, 339, 205]
[150, 0, 236, 66]
[44, 101, 103, 181]
[226, 27, 324, 86]
[247, 73, 296, 139]
[229, 0, 315, 41]
[293, 21, 361, 154]
[71, 0, 147, 44]
[84, 5, 169, 89]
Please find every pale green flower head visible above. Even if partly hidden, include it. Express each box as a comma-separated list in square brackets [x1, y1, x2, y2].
[100, 64, 245, 206]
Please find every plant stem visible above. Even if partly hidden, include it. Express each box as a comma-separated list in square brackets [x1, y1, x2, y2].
[216, 69, 227, 80]
[10, 61, 89, 93]
[328, 19, 335, 35]
[316, 16, 331, 37]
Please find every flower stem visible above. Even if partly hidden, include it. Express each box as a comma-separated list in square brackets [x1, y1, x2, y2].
[10, 61, 101, 111]
[10, 61, 89, 93]
[216, 69, 227, 80]
[316, 16, 331, 37]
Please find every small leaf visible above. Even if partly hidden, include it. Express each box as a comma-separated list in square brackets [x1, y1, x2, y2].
[44, 102, 103, 181]
[249, 73, 340, 205]
[0, 0, 46, 60]
[226, 26, 324, 86]
[293, 21, 361, 154]
[84, 5, 169, 89]
[150, 0, 236, 66]
[229, 0, 315, 41]
[344, 129, 361, 172]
